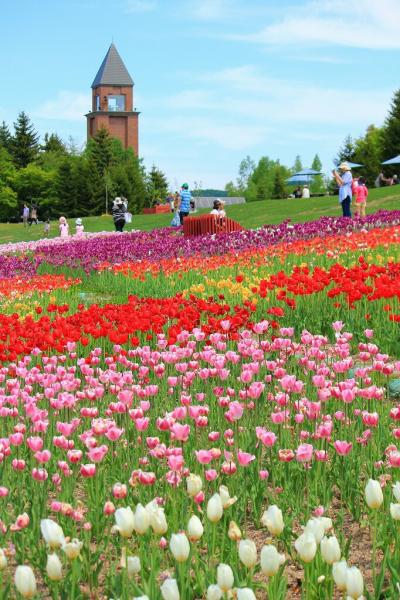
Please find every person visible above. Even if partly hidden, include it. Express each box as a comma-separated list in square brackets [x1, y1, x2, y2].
[393, 174, 398, 185]
[179, 183, 191, 225]
[171, 195, 181, 227]
[112, 197, 128, 232]
[75, 218, 85, 235]
[22, 204, 29, 227]
[354, 177, 368, 218]
[294, 187, 302, 199]
[210, 199, 221, 216]
[44, 219, 50, 237]
[59, 216, 69, 238]
[302, 185, 310, 199]
[332, 162, 353, 217]
[29, 205, 38, 225]
[167, 193, 175, 213]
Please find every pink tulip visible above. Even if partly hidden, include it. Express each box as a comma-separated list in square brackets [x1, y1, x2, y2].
[195, 450, 214, 464]
[112, 483, 127, 499]
[333, 441, 353, 456]
[87, 445, 108, 463]
[388, 451, 400, 467]
[27, 436, 43, 452]
[170, 423, 190, 442]
[296, 444, 313, 463]
[32, 468, 48, 481]
[80, 464, 96, 477]
[256, 428, 277, 447]
[237, 451, 256, 466]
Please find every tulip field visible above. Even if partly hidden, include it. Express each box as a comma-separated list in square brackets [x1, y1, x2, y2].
[1, 211, 400, 599]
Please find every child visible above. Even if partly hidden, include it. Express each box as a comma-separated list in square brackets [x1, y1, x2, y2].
[75, 218, 84, 235]
[44, 219, 50, 237]
[59, 216, 69, 238]
[354, 177, 368, 218]
[171, 195, 181, 227]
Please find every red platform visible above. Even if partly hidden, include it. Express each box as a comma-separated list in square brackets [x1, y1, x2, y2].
[183, 214, 244, 237]
[142, 205, 171, 215]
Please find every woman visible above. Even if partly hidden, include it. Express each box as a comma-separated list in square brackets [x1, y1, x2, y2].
[112, 197, 128, 232]
[332, 163, 352, 217]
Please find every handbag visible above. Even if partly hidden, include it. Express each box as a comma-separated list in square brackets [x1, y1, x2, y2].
[124, 212, 132, 223]
[171, 212, 180, 227]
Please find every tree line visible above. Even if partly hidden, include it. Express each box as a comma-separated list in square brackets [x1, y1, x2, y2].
[225, 88, 400, 201]
[0, 112, 169, 221]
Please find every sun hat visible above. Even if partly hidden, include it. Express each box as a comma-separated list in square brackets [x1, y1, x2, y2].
[75, 218, 82, 225]
[338, 162, 351, 171]
[219, 199, 226, 205]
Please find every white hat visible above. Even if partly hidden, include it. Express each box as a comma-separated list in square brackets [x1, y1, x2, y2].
[338, 162, 351, 171]
[75, 218, 82, 225]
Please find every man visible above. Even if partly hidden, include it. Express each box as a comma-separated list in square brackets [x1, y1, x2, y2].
[332, 163, 352, 217]
[302, 185, 310, 199]
[22, 204, 29, 227]
[179, 183, 191, 225]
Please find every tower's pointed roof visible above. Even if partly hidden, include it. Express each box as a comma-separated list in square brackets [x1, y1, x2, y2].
[92, 44, 133, 88]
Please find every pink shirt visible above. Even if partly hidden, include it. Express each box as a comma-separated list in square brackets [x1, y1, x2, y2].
[355, 184, 368, 203]
[59, 223, 69, 237]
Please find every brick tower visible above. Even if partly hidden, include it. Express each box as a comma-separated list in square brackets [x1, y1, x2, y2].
[86, 44, 139, 154]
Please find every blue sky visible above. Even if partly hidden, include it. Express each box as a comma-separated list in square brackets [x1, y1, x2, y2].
[1, 0, 399, 188]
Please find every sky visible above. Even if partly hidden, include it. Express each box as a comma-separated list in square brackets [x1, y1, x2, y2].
[1, 0, 399, 189]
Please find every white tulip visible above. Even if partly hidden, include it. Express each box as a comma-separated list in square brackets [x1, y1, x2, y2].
[186, 474, 203, 497]
[304, 518, 325, 545]
[151, 508, 168, 535]
[217, 563, 234, 592]
[46, 553, 63, 581]
[219, 485, 237, 509]
[390, 503, 400, 520]
[365, 479, 383, 509]
[207, 584, 223, 600]
[121, 551, 141, 576]
[294, 532, 317, 563]
[238, 539, 257, 568]
[261, 505, 284, 536]
[346, 566, 364, 599]
[188, 515, 204, 541]
[14, 565, 37, 599]
[62, 538, 83, 560]
[133, 596, 150, 600]
[393, 481, 400, 502]
[319, 516, 333, 533]
[40, 519, 66, 549]
[170, 533, 190, 562]
[260, 544, 285, 576]
[160, 578, 180, 600]
[332, 559, 348, 591]
[0, 548, 7, 570]
[207, 493, 223, 523]
[114, 507, 135, 538]
[320, 535, 341, 565]
[236, 588, 257, 600]
[134, 504, 150, 535]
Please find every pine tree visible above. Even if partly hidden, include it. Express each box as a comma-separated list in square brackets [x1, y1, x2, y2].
[0, 121, 12, 152]
[310, 154, 325, 194]
[334, 135, 355, 166]
[85, 128, 115, 213]
[382, 89, 400, 160]
[353, 125, 383, 186]
[293, 155, 303, 173]
[10, 112, 40, 168]
[55, 157, 80, 217]
[42, 133, 67, 154]
[272, 167, 287, 199]
[146, 165, 169, 206]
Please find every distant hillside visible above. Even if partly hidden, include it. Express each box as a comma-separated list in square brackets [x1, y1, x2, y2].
[192, 189, 228, 197]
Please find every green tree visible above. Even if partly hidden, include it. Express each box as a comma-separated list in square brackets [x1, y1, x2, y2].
[0, 147, 18, 220]
[334, 135, 355, 166]
[353, 125, 383, 186]
[237, 155, 256, 192]
[272, 166, 287, 199]
[41, 133, 67, 154]
[225, 181, 240, 196]
[14, 164, 56, 215]
[310, 154, 325, 194]
[247, 156, 280, 201]
[0, 121, 12, 152]
[146, 165, 169, 206]
[110, 149, 146, 214]
[292, 155, 303, 173]
[85, 128, 116, 213]
[10, 111, 40, 168]
[382, 89, 400, 161]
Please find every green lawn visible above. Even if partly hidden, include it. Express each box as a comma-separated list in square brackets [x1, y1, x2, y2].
[1, 186, 399, 245]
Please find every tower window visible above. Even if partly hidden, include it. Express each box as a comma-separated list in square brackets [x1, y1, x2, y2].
[95, 95, 100, 110]
[108, 95, 125, 111]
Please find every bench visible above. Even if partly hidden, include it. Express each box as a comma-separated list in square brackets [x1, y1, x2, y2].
[183, 214, 244, 237]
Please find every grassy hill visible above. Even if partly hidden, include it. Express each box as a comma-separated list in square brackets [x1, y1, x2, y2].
[1, 186, 399, 245]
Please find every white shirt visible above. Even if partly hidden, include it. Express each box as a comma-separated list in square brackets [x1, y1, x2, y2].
[302, 188, 310, 198]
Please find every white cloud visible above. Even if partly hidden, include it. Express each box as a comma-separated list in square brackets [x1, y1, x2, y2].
[229, 0, 400, 49]
[125, 0, 157, 13]
[34, 91, 91, 121]
[190, 0, 231, 20]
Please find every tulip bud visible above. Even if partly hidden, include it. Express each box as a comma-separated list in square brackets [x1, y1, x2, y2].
[207, 493, 223, 523]
[62, 538, 83, 560]
[187, 515, 203, 541]
[170, 533, 190, 562]
[0, 548, 7, 571]
[127, 556, 141, 576]
[236, 589, 256, 600]
[14, 565, 37, 599]
[365, 479, 383, 509]
[332, 559, 348, 591]
[228, 520, 242, 541]
[186, 474, 203, 497]
[261, 505, 284, 536]
[320, 536, 341, 565]
[46, 553, 63, 581]
[304, 518, 325, 544]
[114, 507, 135, 538]
[260, 544, 285, 576]
[151, 508, 168, 535]
[238, 539, 257, 568]
[207, 584, 223, 600]
[134, 504, 150, 535]
[346, 566, 364, 599]
[294, 532, 317, 563]
[393, 481, 400, 501]
[40, 519, 66, 549]
[390, 503, 400, 520]
[217, 563, 234, 592]
[219, 485, 237, 509]
[160, 577, 180, 600]
[133, 596, 150, 600]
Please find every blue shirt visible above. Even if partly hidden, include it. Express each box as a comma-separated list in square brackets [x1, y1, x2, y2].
[180, 189, 191, 212]
[339, 172, 352, 203]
